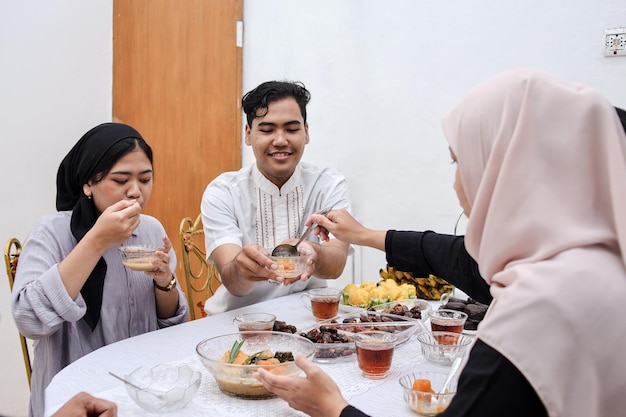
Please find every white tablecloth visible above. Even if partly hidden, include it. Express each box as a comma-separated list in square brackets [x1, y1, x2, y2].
[45, 292, 456, 417]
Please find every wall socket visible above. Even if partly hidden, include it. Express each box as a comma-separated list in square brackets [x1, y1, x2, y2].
[604, 27, 626, 57]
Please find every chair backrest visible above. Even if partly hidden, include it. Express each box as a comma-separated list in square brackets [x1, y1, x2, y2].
[4, 237, 32, 388]
[179, 214, 221, 320]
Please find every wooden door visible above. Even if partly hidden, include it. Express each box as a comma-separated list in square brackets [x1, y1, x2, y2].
[113, 0, 242, 319]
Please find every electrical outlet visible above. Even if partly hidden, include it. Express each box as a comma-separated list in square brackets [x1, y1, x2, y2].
[604, 27, 626, 57]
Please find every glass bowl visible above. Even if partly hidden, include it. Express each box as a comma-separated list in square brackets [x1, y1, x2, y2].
[196, 331, 316, 399]
[267, 247, 311, 283]
[399, 371, 457, 416]
[118, 245, 161, 271]
[123, 364, 201, 413]
[269, 254, 308, 283]
[416, 331, 474, 365]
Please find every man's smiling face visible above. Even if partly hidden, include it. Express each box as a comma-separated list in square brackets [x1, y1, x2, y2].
[245, 97, 309, 188]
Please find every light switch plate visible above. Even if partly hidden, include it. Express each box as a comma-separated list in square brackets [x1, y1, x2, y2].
[604, 27, 626, 57]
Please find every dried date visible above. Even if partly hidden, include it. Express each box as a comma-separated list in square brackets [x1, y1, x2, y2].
[273, 320, 298, 334]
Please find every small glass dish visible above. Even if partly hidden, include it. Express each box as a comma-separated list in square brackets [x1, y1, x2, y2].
[118, 245, 161, 271]
[267, 246, 312, 283]
[123, 364, 201, 413]
[416, 331, 473, 365]
[399, 371, 457, 416]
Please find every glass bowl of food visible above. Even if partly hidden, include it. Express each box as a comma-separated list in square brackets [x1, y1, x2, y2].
[122, 364, 201, 413]
[118, 245, 161, 271]
[399, 371, 457, 416]
[196, 331, 316, 399]
[268, 246, 312, 283]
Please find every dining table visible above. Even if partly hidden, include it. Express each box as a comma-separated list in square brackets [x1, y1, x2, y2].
[44, 291, 465, 417]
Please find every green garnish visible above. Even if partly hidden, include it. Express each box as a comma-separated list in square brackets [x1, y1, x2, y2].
[243, 351, 264, 365]
[228, 339, 245, 363]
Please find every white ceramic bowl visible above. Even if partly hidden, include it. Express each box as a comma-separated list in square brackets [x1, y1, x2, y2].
[123, 364, 201, 413]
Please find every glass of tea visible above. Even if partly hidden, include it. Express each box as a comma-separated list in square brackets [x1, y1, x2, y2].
[354, 331, 398, 379]
[300, 288, 341, 321]
[232, 313, 276, 332]
[428, 309, 468, 337]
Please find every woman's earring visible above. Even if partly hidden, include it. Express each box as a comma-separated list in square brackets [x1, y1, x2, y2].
[86, 194, 92, 200]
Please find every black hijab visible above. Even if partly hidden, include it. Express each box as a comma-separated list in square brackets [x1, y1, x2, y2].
[56, 122, 145, 330]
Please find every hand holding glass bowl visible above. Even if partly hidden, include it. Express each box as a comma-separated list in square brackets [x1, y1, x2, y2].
[118, 245, 164, 271]
[266, 246, 313, 284]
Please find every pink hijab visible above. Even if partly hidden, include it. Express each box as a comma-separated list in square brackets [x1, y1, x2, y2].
[442, 69, 626, 417]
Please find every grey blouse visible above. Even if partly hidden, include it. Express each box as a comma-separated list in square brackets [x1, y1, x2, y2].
[11, 211, 189, 417]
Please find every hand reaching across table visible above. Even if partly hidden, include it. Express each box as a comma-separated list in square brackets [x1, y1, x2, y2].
[254, 353, 366, 417]
[51, 392, 117, 417]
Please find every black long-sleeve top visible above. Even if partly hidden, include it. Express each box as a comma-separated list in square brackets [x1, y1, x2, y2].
[384, 230, 493, 305]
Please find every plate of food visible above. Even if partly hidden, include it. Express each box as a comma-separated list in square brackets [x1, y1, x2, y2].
[298, 310, 422, 363]
[368, 298, 431, 322]
[340, 279, 421, 309]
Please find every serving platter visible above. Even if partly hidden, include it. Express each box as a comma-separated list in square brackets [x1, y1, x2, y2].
[299, 310, 422, 363]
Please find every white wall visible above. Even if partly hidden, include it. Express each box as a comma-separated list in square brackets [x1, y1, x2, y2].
[0, 1, 113, 415]
[241, 0, 626, 284]
[1, 0, 624, 415]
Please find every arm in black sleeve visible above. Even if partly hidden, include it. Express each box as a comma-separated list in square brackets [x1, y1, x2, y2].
[340, 405, 371, 417]
[385, 230, 492, 305]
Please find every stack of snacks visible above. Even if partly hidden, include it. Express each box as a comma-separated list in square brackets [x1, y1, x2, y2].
[379, 265, 454, 300]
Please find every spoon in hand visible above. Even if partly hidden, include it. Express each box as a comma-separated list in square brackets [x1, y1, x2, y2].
[271, 206, 333, 257]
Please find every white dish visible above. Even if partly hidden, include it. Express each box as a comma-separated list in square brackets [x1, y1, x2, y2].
[368, 298, 431, 322]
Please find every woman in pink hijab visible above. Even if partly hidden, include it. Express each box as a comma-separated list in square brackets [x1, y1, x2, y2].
[439, 68, 626, 416]
[254, 70, 626, 417]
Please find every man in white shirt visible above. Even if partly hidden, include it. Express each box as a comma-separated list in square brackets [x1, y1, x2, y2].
[201, 81, 351, 314]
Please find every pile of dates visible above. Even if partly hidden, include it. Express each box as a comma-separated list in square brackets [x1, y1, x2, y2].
[440, 297, 489, 331]
[339, 314, 412, 334]
[300, 325, 355, 359]
[272, 320, 298, 334]
[368, 304, 423, 320]
[299, 313, 413, 360]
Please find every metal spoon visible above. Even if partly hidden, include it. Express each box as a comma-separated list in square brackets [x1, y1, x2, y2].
[440, 356, 462, 394]
[271, 206, 333, 257]
[108, 371, 167, 400]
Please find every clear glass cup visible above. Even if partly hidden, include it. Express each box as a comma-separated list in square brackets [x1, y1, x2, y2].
[300, 288, 341, 321]
[354, 331, 398, 379]
[428, 309, 468, 334]
[232, 313, 276, 332]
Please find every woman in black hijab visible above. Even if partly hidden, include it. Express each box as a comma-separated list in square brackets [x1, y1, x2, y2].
[11, 122, 189, 417]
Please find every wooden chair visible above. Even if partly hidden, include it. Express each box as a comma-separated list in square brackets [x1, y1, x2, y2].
[4, 237, 32, 388]
[179, 214, 221, 320]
